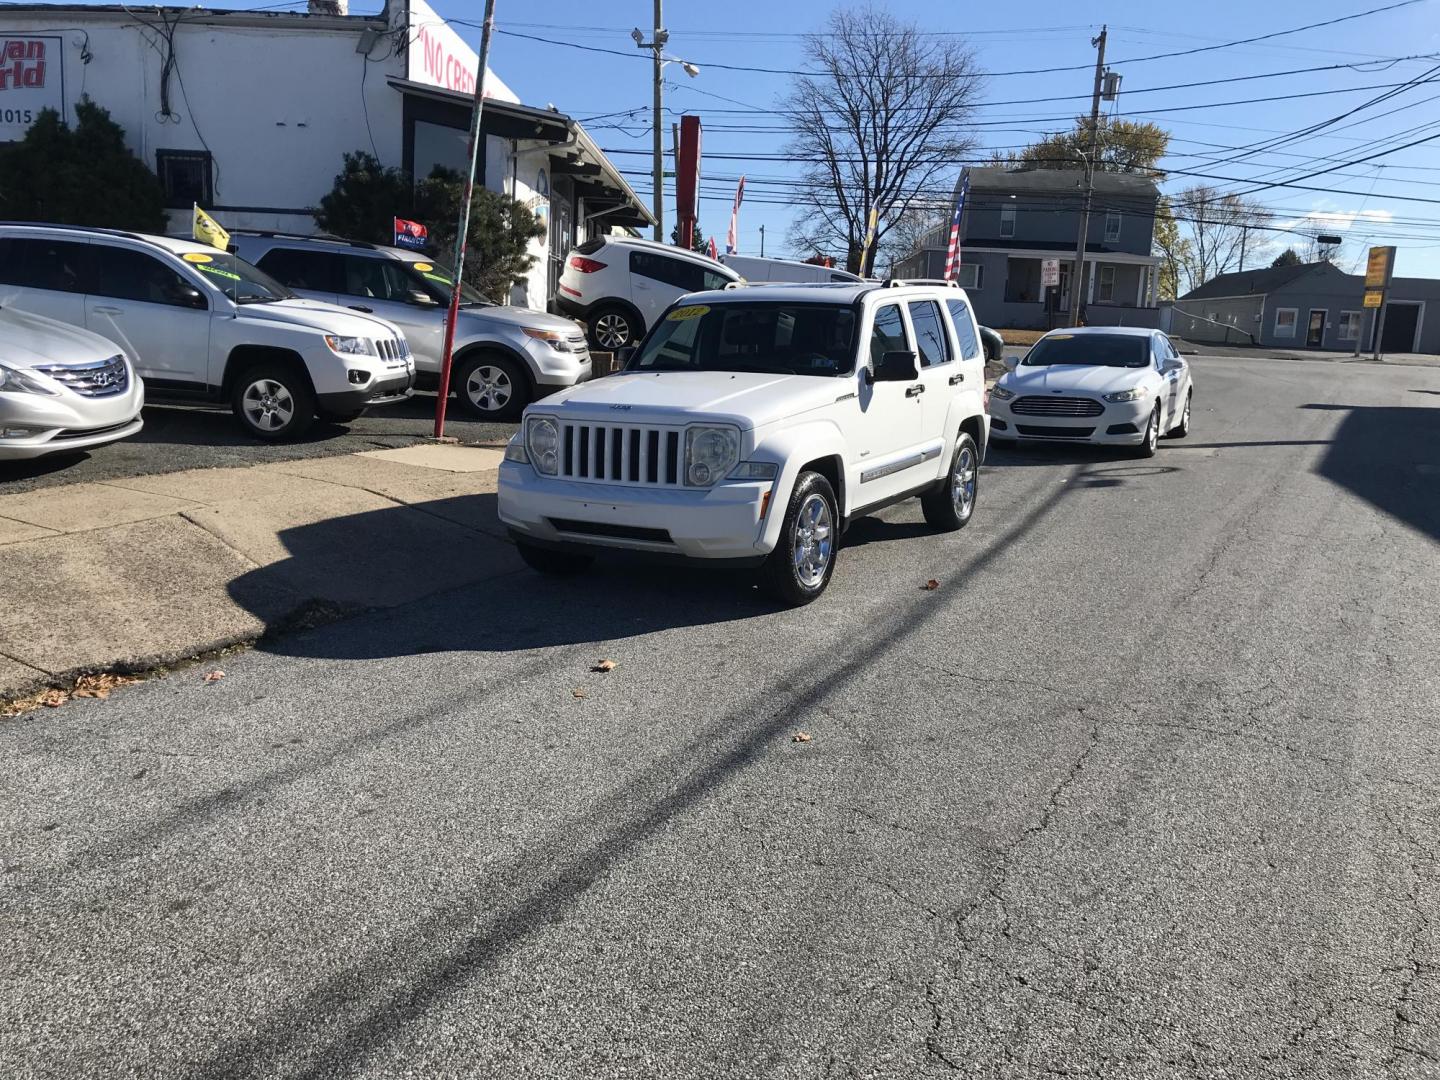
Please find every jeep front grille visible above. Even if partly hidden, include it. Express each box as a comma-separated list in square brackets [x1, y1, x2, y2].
[33, 355, 129, 398]
[558, 422, 683, 485]
[376, 338, 409, 368]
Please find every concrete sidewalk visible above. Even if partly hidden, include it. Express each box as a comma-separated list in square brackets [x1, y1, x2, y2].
[0, 443, 515, 701]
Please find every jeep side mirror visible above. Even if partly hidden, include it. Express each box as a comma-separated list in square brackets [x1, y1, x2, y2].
[868, 350, 919, 383]
[168, 283, 206, 310]
[1002, 355, 1021, 372]
[979, 325, 1004, 363]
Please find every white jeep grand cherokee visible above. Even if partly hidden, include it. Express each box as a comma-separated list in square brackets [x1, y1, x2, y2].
[499, 281, 989, 605]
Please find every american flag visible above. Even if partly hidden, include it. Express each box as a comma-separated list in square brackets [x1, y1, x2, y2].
[943, 174, 970, 281]
[725, 175, 746, 254]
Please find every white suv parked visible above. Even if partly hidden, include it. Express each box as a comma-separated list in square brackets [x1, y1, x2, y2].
[499, 281, 990, 605]
[0, 224, 415, 441]
[557, 236, 740, 351]
[231, 232, 590, 421]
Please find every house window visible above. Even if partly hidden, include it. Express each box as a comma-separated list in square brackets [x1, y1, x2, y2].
[1105, 211, 1122, 242]
[1274, 308, 1298, 339]
[156, 150, 213, 209]
[953, 264, 982, 290]
[999, 206, 1016, 238]
[1338, 311, 1363, 341]
[1097, 265, 1116, 303]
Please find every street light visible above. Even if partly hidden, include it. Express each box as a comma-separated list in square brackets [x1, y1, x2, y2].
[634, 8, 696, 242]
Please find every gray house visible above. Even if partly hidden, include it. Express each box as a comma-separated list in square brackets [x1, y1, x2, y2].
[893, 167, 1163, 331]
[1177, 261, 1439, 354]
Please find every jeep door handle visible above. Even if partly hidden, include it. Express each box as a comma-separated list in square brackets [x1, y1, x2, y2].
[93, 305, 122, 315]
[348, 305, 374, 314]
[949, 373, 965, 385]
[906, 384, 925, 397]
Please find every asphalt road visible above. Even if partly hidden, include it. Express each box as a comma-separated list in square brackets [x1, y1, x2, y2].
[0, 393, 515, 494]
[4, 355, 1438, 1079]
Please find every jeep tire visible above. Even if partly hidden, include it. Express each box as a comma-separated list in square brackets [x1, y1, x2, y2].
[762, 471, 839, 607]
[232, 362, 316, 442]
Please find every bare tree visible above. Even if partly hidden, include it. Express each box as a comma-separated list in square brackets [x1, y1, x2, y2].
[1172, 184, 1272, 293]
[781, 4, 983, 274]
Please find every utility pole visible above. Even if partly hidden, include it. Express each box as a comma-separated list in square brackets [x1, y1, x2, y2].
[1238, 226, 1247, 272]
[759, 224, 765, 257]
[651, 0, 663, 241]
[1070, 25, 1106, 328]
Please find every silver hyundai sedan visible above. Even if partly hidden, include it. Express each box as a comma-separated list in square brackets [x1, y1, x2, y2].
[0, 306, 145, 461]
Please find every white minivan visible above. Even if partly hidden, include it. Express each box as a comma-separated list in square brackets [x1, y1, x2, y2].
[719, 254, 862, 285]
[557, 236, 739, 351]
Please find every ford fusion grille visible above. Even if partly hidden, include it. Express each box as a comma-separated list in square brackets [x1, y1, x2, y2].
[1010, 395, 1103, 417]
[33, 355, 129, 397]
[558, 421, 683, 485]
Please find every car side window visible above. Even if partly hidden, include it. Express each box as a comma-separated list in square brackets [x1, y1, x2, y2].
[868, 304, 910, 367]
[632, 251, 706, 291]
[257, 248, 342, 293]
[340, 255, 414, 301]
[906, 300, 950, 368]
[0, 237, 90, 293]
[943, 298, 982, 361]
[702, 269, 731, 291]
[91, 246, 204, 309]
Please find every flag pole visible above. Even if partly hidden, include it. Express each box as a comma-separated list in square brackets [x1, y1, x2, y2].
[433, 0, 498, 441]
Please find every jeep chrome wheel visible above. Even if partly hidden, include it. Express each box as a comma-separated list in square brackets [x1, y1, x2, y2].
[793, 493, 834, 589]
[921, 431, 979, 532]
[951, 442, 977, 519]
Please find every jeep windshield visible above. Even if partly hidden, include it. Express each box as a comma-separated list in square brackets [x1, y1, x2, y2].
[629, 302, 858, 376]
[189, 253, 294, 304]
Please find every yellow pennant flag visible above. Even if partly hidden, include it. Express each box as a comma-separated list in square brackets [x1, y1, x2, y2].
[193, 204, 230, 251]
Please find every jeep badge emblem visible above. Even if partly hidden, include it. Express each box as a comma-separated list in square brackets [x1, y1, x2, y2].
[610, 404, 633, 410]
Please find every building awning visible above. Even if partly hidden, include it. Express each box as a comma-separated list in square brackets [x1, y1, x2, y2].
[388, 77, 654, 227]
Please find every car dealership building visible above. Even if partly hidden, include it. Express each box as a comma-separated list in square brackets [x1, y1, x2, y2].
[0, 0, 652, 310]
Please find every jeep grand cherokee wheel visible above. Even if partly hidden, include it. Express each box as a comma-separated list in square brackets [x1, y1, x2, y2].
[763, 471, 838, 606]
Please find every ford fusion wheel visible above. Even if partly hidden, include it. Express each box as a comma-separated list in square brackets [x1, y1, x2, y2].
[1134, 403, 1160, 458]
[1168, 391, 1192, 439]
[763, 471, 838, 606]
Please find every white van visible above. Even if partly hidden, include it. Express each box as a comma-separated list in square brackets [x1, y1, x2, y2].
[719, 254, 862, 285]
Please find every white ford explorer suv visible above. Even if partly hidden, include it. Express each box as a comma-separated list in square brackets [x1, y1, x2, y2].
[499, 281, 989, 605]
[0, 225, 415, 442]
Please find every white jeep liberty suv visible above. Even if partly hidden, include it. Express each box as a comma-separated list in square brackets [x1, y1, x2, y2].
[498, 280, 989, 605]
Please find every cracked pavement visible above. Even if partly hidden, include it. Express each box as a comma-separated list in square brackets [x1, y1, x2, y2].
[2, 354, 1438, 1078]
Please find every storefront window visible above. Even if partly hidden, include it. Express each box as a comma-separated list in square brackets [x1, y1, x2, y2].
[413, 121, 470, 181]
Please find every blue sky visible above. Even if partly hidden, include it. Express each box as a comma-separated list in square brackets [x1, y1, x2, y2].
[422, 0, 1440, 278]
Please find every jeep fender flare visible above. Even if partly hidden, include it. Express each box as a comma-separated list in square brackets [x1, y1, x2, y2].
[752, 420, 849, 554]
[941, 397, 991, 464]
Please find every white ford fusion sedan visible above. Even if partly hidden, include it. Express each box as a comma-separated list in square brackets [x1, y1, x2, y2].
[987, 326, 1192, 457]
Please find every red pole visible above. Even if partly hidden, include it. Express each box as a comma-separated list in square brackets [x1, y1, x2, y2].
[433, 0, 498, 440]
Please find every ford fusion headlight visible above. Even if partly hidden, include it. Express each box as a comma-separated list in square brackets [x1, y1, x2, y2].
[685, 425, 740, 487]
[1104, 387, 1148, 403]
[324, 335, 376, 356]
[0, 364, 59, 396]
[526, 416, 560, 475]
[989, 384, 1015, 401]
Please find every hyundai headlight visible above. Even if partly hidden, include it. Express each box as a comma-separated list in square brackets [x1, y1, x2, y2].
[1104, 387, 1148, 403]
[324, 335, 376, 356]
[989, 384, 1015, 401]
[0, 364, 59, 396]
[526, 416, 560, 475]
[684, 425, 740, 487]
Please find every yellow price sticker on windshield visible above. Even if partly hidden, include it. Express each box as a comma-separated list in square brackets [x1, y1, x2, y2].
[667, 305, 710, 321]
[182, 252, 214, 264]
[413, 262, 434, 272]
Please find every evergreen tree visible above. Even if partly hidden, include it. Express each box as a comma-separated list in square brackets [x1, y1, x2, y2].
[669, 220, 708, 254]
[1271, 248, 1302, 268]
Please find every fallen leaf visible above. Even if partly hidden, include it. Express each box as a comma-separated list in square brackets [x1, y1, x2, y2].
[72, 673, 139, 700]
[203, 670, 226, 683]
[38, 689, 69, 708]
[591, 659, 617, 673]
[922, 579, 940, 591]
[792, 731, 813, 743]
[572, 688, 588, 699]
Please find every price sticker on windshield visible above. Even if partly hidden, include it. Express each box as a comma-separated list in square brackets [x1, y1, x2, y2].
[182, 252, 214, 264]
[413, 263, 434, 272]
[667, 305, 710, 321]
[196, 264, 240, 281]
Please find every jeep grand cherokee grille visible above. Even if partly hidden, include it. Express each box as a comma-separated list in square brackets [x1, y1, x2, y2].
[558, 421, 683, 485]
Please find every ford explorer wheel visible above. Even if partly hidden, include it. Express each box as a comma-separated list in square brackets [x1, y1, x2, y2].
[763, 471, 839, 606]
[454, 353, 528, 422]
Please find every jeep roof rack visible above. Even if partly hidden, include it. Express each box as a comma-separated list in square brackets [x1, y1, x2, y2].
[0, 221, 147, 243]
[882, 277, 960, 288]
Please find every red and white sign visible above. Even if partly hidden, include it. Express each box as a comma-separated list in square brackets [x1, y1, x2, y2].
[0, 36, 64, 140]
[406, 0, 517, 102]
[1041, 259, 1060, 288]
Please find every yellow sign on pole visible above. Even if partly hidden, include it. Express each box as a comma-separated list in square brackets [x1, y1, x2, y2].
[1363, 290, 1384, 309]
[1365, 246, 1395, 289]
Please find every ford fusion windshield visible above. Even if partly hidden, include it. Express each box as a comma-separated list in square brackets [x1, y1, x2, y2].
[631, 303, 858, 376]
[1024, 334, 1148, 368]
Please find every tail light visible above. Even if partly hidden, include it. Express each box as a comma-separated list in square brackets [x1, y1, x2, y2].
[568, 255, 606, 273]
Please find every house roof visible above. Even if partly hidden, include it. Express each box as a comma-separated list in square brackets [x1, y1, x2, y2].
[964, 166, 1159, 198]
[1180, 262, 1329, 300]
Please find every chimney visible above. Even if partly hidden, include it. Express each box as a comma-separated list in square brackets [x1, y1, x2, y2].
[308, 0, 348, 13]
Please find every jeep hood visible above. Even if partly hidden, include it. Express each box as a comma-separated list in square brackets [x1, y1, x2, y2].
[535, 370, 846, 430]
[237, 298, 404, 340]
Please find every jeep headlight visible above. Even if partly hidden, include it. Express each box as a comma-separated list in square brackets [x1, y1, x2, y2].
[1104, 387, 1148, 403]
[526, 416, 560, 475]
[324, 335, 376, 357]
[685, 425, 740, 487]
[0, 363, 59, 396]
